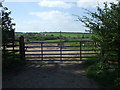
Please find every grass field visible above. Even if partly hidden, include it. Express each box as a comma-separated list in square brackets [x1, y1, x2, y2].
[42, 32, 93, 38]
[30, 39, 61, 42]
[15, 32, 93, 42]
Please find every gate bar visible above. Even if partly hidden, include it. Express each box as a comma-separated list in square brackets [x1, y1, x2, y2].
[41, 43, 43, 60]
[80, 42, 82, 61]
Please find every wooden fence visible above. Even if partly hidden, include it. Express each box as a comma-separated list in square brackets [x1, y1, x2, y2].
[2, 34, 118, 65]
[25, 40, 98, 61]
[2, 36, 25, 61]
[2, 37, 98, 62]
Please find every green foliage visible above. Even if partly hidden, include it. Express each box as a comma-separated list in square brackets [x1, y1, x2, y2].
[79, 2, 120, 88]
[86, 62, 120, 88]
[1, 6, 23, 73]
[82, 60, 98, 68]
[77, 2, 120, 64]
[114, 77, 120, 87]
[2, 7, 15, 44]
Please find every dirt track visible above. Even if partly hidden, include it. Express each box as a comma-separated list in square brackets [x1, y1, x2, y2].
[3, 61, 99, 88]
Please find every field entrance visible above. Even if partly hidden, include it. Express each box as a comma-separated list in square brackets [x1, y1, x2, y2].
[25, 40, 98, 63]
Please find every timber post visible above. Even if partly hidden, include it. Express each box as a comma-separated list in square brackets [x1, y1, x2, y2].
[19, 36, 25, 61]
[79, 41, 82, 61]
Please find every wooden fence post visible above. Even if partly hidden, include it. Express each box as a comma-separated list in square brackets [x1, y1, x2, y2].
[60, 42, 62, 61]
[79, 41, 82, 61]
[41, 43, 43, 60]
[19, 36, 25, 61]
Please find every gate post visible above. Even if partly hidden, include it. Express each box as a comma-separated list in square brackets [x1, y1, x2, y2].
[19, 36, 25, 61]
[79, 41, 82, 61]
[41, 43, 43, 60]
[60, 42, 62, 61]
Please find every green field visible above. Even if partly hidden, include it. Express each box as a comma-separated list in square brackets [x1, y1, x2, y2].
[15, 32, 93, 42]
[42, 32, 93, 37]
[30, 39, 61, 42]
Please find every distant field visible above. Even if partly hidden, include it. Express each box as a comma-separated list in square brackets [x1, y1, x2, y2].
[42, 32, 93, 37]
[15, 32, 93, 37]
[30, 39, 61, 42]
[15, 32, 93, 42]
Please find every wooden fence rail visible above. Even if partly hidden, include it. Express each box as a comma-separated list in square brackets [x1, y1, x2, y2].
[25, 40, 98, 61]
[2, 36, 25, 61]
[2, 38, 99, 62]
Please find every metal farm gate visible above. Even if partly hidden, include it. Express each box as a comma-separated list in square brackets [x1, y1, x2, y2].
[25, 40, 98, 62]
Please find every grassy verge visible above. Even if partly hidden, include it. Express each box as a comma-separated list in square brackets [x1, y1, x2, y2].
[2, 52, 26, 73]
[82, 57, 120, 88]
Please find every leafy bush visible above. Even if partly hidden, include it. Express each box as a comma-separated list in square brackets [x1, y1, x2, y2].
[78, 1, 120, 88]
[77, 2, 120, 65]
[86, 62, 120, 88]
[114, 77, 120, 88]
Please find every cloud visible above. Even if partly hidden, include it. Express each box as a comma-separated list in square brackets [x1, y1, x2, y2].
[76, 0, 118, 8]
[5, 0, 78, 2]
[38, 0, 74, 9]
[21, 19, 85, 32]
[5, 0, 118, 9]
[29, 10, 72, 23]
[20, 10, 86, 32]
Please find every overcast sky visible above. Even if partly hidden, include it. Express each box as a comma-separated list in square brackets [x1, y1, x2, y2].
[3, 0, 117, 32]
